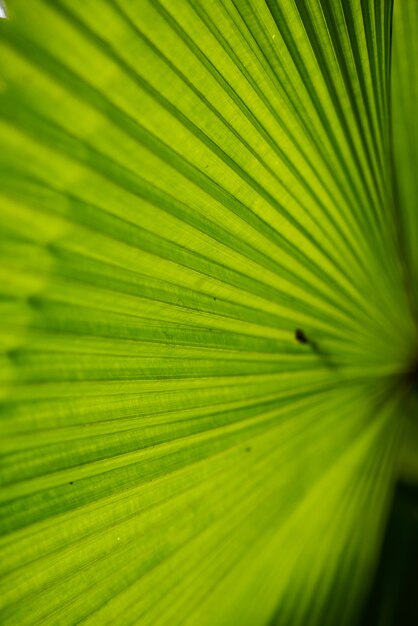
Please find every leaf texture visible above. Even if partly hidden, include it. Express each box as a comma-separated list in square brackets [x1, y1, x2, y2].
[391, 0, 418, 319]
[0, 1, 416, 625]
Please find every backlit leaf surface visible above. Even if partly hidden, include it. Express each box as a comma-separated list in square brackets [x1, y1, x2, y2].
[0, 1, 417, 624]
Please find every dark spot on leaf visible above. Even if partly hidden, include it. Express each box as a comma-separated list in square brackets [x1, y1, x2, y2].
[45, 241, 60, 256]
[295, 328, 309, 344]
[27, 295, 43, 310]
[7, 348, 21, 362]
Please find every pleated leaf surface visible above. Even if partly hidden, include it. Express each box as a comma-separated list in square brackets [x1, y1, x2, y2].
[0, 1, 417, 625]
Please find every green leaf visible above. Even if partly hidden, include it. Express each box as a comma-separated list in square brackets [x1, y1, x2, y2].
[0, 1, 416, 624]
[391, 0, 418, 320]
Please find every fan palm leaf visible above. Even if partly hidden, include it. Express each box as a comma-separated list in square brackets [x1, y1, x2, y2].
[0, 1, 417, 624]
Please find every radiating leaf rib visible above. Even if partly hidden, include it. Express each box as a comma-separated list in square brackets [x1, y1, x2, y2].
[0, 1, 416, 625]
[391, 0, 418, 318]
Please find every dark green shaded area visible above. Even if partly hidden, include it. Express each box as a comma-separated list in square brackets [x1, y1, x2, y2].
[359, 482, 418, 626]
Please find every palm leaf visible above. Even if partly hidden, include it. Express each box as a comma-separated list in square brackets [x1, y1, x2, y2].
[0, 1, 416, 624]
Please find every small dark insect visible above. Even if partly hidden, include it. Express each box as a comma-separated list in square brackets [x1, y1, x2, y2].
[295, 328, 309, 344]
[69, 481, 74, 485]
